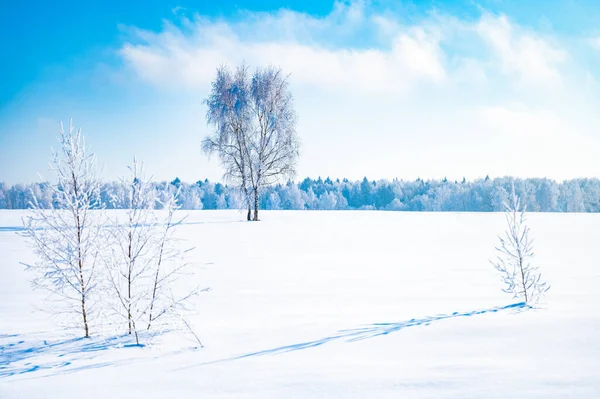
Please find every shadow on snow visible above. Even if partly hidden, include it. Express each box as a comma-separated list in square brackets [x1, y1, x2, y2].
[0, 333, 147, 378]
[2, 302, 527, 377]
[185, 302, 527, 369]
[0, 219, 245, 233]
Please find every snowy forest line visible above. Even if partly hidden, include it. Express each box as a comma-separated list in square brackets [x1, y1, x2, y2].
[1, 176, 598, 212]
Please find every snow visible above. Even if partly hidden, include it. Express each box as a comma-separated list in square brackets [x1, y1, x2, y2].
[1, 210, 599, 398]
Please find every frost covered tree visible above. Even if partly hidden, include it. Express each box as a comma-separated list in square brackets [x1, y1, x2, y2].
[0, 182, 7, 208]
[203, 64, 253, 220]
[22, 121, 104, 337]
[145, 192, 200, 338]
[183, 187, 203, 210]
[491, 185, 549, 305]
[386, 198, 404, 211]
[535, 179, 559, 212]
[490, 185, 509, 212]
[106, 161, 198, 344]
[279, 182, 305, 210]
[10, 175, 600, 213]
[247, 66, 300, 220]
[334, 190, 349, 210]
[267, 191, 282, 210]
[559, 180, 585, 212]
[318, 191, 337, 210]
[302, 187, 318, 210]
[216, 193, 228, 209]
[105, 159, 156, 342]
[204, 64, 300, 221]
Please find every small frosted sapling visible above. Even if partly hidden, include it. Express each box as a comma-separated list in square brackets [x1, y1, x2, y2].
[491, 185, 549, 306]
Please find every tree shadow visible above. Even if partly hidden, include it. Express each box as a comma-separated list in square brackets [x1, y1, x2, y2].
[0, 219, 245, 234]
[0, 226, 29, 232]
[184, 302, 527, 369]
[340, 301, 527, 342]
[2, 302, 528, 377]
[0, 333, 147, 378]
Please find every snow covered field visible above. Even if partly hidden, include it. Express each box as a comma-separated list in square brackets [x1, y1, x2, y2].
[1, 210, 599, 398]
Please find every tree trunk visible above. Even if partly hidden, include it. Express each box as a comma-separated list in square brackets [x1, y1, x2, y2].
[127, 233, 132, 335]
[243, 186, 251, 221]
[81, 293, 89, 338]
[132, 320, 139, 345]
[78, 249, 89, 338]
[128, 271, 132, 334]
[253, 188, 259, 221]
[75, 207, 89, 338]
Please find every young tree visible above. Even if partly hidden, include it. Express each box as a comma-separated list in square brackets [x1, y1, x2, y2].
[145, 192, 199, 335]
[105, 159, 156, 342]
[106, 162, 199, 344]
[22, 120, 104, 337]
[491, 185, 549, 305]
[247, 66, 300, 220]
[203, 64, 253, 220]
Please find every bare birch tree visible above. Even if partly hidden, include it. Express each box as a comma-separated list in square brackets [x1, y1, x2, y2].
[203, 64, 253, 221]
[491, 184, 550, 305]
[247, 66, 300, 221]
[145, 192, 200, 335]
[203, 64, 300, 221]
[22, 120, 104, 337]
[105, 164, 199, 344]
[105, 159, 156, 343]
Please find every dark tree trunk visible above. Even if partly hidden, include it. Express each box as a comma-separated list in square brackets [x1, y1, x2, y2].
[74, 191, 90, 338]
[127, 235, 133, 335]
[253, 189, 259, 221]
[81, 292, 89, 338]
[77, 243, 89, 338]
[243, 186, 251, 221]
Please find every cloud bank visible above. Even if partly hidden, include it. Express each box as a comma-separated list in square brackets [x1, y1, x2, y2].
[6, 1, 598, 185]
[113, 2, 600, 182]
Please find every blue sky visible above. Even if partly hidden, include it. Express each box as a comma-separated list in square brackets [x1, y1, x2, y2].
[2, 0, 600, 184]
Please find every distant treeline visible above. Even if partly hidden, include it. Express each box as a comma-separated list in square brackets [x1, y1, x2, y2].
[1, 176, 599, 212]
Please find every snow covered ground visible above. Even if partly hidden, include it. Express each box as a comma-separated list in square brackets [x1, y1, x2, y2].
[1, 210, 599, 398]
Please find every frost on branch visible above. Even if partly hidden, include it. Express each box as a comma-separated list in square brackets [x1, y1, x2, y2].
[203, 63, 300, 221]
[105, 162, 200, 345]
[22, 120, 105, 338]
[104, 159, 156, 344]
[491, 185, 549, 306]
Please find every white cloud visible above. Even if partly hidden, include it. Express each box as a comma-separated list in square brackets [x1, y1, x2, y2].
[7, 3, 600, 186]
[118, 3, 453, 93]
[171, 6, 186, 16]
[107, 4, 599, 181]
[120, 20, 447, 93]
[476, 14, 567, 86]
[119, 6, 569, 96]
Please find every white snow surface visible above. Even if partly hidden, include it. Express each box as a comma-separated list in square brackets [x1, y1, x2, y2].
[1, 210, 599, 398]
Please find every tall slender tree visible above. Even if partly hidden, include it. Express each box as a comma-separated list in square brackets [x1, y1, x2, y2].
[247, 66, 300, 220]
[23, 120, 104, 337]
[105, 159, 155, 342]
[105, 162, 199, 345]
